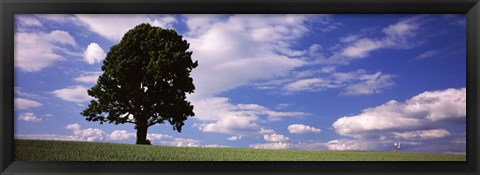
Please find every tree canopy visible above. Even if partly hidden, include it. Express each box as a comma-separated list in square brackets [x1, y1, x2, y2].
[81, 23, 198, 144]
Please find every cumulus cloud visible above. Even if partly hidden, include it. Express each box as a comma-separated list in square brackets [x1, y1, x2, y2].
[393, 129, 450, 140]
[15, 30, 76, 72]
[324, 139, 372, 151]
[65, 123, 107, 142]
[258, 128, 275, 134]
[183, 14, 225, 36]
[226, 136, 242, 141]
[263, 134, 289, 142]
[75, 14, 177, 41]
[110, 130, 136, 141]
[52, 86, 94, 103]
[74, 71, 103, 84]
[171, 138, 201, 147]
[250, 142, 291, 149]
[185, 14, 313, 99]
[147, 136, 201, 147]
[288, 124, 321, 134]
[198, 116, 261, 136]
[332, 88, 465, 137]
[15, 98, 42, 110]
[203, 144, 229, 148]
[17, 112, 42, 122]
[194, 97, 309, 135]
[83, 43, 106, 64]
[147, 133, 174, 141]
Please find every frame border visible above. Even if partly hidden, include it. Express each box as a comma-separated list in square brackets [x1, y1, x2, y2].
[1, 0, 479, 174]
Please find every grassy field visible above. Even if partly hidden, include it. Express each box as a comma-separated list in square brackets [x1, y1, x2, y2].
[15, 140, 465, 161]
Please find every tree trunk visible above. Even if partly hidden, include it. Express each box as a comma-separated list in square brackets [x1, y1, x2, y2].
[136, 122, 150, 145]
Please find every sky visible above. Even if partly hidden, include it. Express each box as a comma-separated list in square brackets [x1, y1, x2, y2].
[13, 14, 466, 154]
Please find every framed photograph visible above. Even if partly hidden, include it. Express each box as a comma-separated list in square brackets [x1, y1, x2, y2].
[1, 0, 479, 174]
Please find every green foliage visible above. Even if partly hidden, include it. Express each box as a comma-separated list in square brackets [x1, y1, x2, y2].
[80, 23, 198, 144]
[15, 140, 466, 161]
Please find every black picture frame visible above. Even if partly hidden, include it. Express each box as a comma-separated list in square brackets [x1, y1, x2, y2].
[1, 0, 479, 174]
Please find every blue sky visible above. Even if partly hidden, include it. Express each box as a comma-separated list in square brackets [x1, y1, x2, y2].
[14, 14, 466, 154]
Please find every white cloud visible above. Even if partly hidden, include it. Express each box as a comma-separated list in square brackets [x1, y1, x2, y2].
[288, 124, 321, 134]
[263, 134, 289, 142]
[194, 97, 309, 135]
[332, 88, 466, 137]
[46, 30, 76, 46]
[404, 88, 466, 121]
[65, 123, 81, 130]
[253, 17, 422, 95]
[203, 144, 229, 148]
[175, 15, 326, 138]
[52, 86, 94, 103]
[110, 130, 136, 140]
[15, 134, 81, 141]
[74, 71, 103, 83]
[19, 123, 208, 147]
[279, 69, 395, 95]
[16, 15, 42, 27]
[393, 129, 450, 140]
[341, 71, 395, 96]
[171, 138, 201, 147]
[451, 138, 466, 144]
[65, 123, 107, 142]
[258, 128, 275, 134]
[324, 139, 372, 151]
[36, 14, 78, 23]
[15, 87, 39, 98]
[316, 16, 422, 65]
[15, 98, 42, 110]
[15, 30, 76, 72]
[198, 116, 261, 136]
[382, 19, 419, 38]
[283, 78, 337, 92]
[226, 136, 242, 141]
[75, 14, 177, 41]
[276, 103, 290, 109]
[147, 133, 174, 141]
[185, 14, 312, 99]
[415, 50, 439, 60]
[83, 43, 106, 64]
[183, 14, 225, 36]
[340, 38, 382, 58]
[17, 112, 42, 122]
[340, 34, 360, 43]
[291, 139, 382, 151]
[250, 142, 291, 149]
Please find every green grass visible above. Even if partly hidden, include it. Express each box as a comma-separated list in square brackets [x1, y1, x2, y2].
[15, 140, 465, 161]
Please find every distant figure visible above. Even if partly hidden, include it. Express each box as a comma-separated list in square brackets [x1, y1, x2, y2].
[392, 142, 401, 152]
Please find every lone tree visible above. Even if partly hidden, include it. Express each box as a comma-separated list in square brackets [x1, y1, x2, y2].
[81, 23, 198, 145]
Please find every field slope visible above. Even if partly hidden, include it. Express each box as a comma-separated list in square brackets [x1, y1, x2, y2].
[15, 140, 465, 161]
